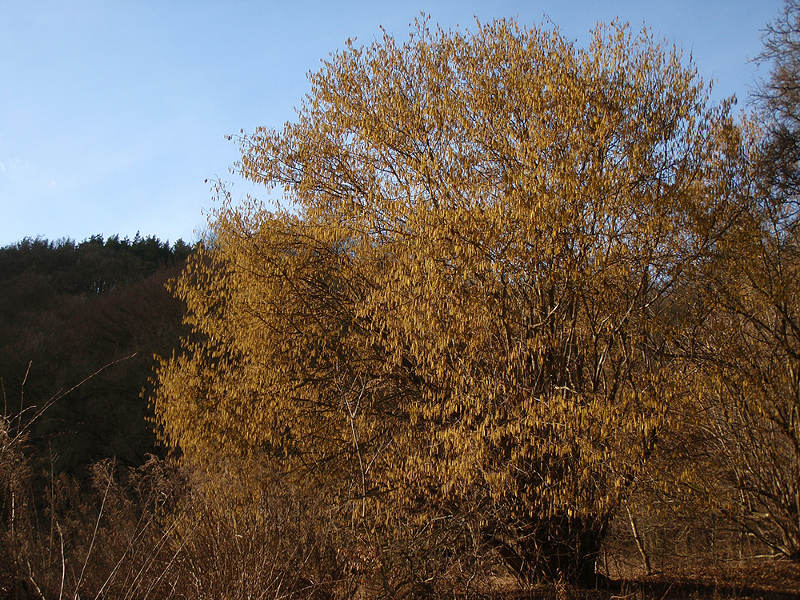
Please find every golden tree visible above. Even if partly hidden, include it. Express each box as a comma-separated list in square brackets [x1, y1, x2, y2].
[684, 125, 800, 560]
[153, 19, 742, 584]
[698, 224, 800, 560]
[660, 0, 800, 561]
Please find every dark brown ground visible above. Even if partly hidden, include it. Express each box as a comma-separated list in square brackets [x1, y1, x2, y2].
[460, 560, 799, 600]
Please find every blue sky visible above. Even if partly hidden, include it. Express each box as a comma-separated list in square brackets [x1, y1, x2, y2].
[0, 0, 781, 246]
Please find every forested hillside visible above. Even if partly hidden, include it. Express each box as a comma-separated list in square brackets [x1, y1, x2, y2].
[0, 234, 190, 474]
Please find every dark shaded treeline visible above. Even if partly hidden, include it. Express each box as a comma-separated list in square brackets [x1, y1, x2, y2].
[0, 234, 191, 475]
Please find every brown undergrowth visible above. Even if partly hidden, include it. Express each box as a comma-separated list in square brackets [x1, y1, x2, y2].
[3, 412, 798, 600]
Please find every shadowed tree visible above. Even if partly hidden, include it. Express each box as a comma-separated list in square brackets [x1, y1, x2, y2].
[671, 0, 800, 561]
[754, 0, 800, 196]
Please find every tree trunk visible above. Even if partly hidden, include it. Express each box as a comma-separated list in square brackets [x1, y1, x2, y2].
[625, 502, 652, 576]
[489, 515, 607, 587]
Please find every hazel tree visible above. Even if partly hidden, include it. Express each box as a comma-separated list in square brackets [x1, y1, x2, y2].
[678, 0, 800, 560]
[152, 18, 743, 584]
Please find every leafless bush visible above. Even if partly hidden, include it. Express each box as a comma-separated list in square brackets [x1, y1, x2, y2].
[1, 447, 370, 600]
[1, 447, 187, 600]
[168, 461, 358, 600]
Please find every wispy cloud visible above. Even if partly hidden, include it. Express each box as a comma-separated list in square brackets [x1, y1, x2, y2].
[0, 157, 32, 176]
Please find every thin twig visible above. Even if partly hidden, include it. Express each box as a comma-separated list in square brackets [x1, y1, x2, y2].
[17, 360, 31, 433]
[57, 522, 66, 600]
[19, 353, 138, 441]
[75, 461, 115, 596]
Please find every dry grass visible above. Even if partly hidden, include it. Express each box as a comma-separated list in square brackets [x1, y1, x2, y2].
[2, 402, 798, 600]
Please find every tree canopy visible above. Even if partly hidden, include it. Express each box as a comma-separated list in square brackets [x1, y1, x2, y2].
[153, 19, 747, 583]
[670, 0, 800, 560]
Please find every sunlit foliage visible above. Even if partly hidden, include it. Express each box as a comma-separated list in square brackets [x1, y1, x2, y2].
[678, 0, 800, 557]
[152, 18, 744, 583]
